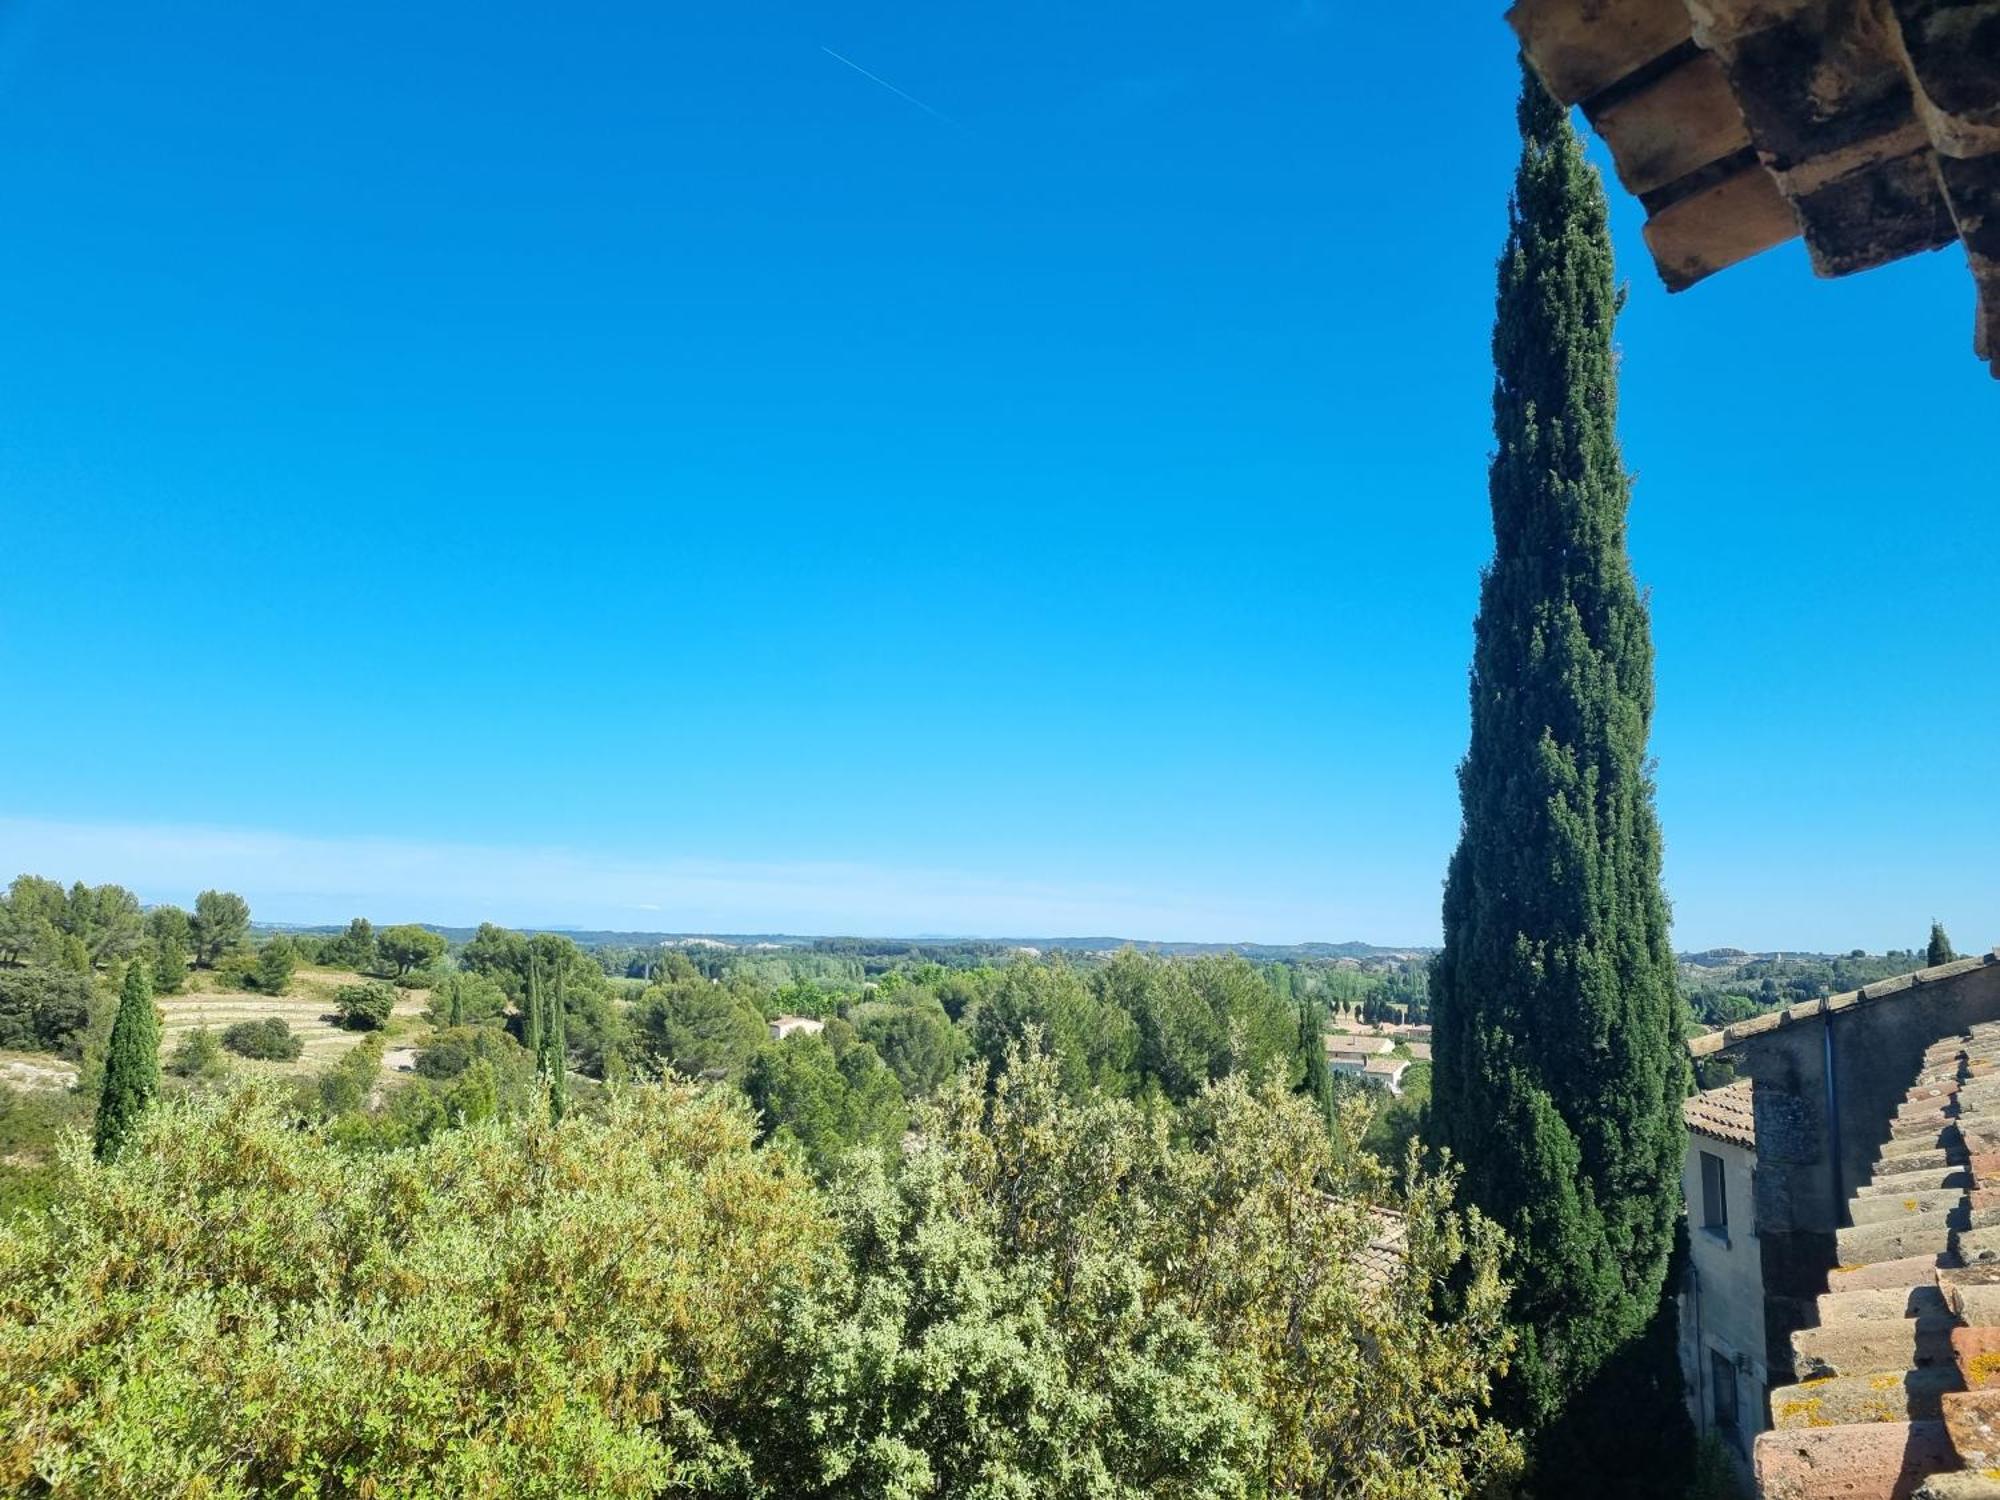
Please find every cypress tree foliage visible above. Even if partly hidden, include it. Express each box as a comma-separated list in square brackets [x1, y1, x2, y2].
[1429, 63, 1691, 1484]
[1296, 998, 1333, 1129]
[540, 966, 569, 1121]
[524, 957, 545, 1063]
[93, 959, 162, 1162]
[1929, 921, 1957, 967]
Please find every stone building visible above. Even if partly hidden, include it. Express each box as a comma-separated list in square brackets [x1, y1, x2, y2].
[1674, 953, 2000, 1497]
[1682, 1078, 1770, 1491]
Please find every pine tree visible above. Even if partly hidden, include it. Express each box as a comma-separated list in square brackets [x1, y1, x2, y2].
[540, 965, 568, 1121]
[94, 959, 162, 1161]
[1429, 64, 1690, 1489]
[1929, 921, 1956, 967]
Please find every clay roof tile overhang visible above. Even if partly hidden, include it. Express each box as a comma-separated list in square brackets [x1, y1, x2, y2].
[1505, 0, 2000, 376]
[1684, 1077, 1757, 1148]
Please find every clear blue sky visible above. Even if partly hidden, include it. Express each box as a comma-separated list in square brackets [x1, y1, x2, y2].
[1, 0, 1993, 949]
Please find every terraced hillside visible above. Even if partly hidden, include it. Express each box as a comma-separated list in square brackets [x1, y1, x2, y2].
[159, 965, 430, 1074]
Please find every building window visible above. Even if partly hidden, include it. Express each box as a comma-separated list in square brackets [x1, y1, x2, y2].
[1710, 1350, 1740, 1445]
[1700, 1151, 1728, 1236]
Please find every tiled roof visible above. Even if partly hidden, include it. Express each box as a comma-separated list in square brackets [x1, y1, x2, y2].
[1358, 1208, 1405, 1291]
[1684, 1079, 1755, 1149]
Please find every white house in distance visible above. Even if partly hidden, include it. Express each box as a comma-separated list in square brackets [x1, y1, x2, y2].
[1362, 1056, 1410, 1096]
[1325, 1034, 1412, 1095]
[1326, 1034, 1395, 1064]
[768, 1015, 825, 1041]
[1678, 1079, 1766, 1494]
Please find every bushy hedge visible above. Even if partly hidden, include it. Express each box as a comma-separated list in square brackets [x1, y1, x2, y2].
[0, 967, 94, 1056]
[0, 1053, 1522, 1499]
[333, 981, 396, 1031]
[0, 1083, 829, 1496]
[220, 1017, 303, 1061]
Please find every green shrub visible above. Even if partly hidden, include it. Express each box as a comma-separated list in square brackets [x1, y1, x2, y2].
[333, 981, 396, 1031]
[0, 1083, 90, 1221]
[220, 1017, 303, 1062]
[165, 1026, 228, 1079]
[0, 966, 95, 1056]
[212, 950, 260, 991]
[415, 1023, 526, 1081]
[421, 972, 510, 1029]
[0, 1082, 828, 1495]
[317, 1033, 385, 1117]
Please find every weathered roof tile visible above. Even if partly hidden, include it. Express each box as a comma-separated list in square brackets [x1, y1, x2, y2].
[1684, 1078, 1756, 1148]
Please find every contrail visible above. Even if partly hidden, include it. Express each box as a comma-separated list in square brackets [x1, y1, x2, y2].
[820, 46, 958, 127]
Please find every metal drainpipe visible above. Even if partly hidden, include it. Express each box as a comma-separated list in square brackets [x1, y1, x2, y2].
[1823, 997, 1843, 1221]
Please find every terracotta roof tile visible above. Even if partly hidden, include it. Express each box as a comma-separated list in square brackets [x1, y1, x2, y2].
[1684, 1079, 1755, 1149]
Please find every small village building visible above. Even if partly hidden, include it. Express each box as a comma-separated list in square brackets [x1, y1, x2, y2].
[1362, 1056, 1410, 1096]
[767, 1015, 825, 1041]
[1326, 1034, 1396, 1059]
[1679, 1078, 1767, 1493]
[1405, 1041, 1433, 1063]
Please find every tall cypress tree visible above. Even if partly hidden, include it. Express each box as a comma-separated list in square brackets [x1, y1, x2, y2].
[94, 959, 162, 1161]
[1929, 920, 1956, 967]
[1296, 998, 1333, 1128]
[524, 956, 545, 1062]
[540, 965, 568, 1121]
[1429, 64, 1690, 1479]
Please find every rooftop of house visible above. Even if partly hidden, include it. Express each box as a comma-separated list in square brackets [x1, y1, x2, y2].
[1359, 1209, 1407, 1289]
[1505, 0, 2000, 376]
[1684, 1077, 1756, 1149]
[1326, 1034, 1397, 1056]
[1687, 950, 2000, 1058]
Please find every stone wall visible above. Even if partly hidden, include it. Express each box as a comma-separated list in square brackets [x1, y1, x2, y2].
[1689, 952, 2000, 1370]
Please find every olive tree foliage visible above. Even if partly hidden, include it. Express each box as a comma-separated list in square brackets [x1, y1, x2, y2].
[0, 1083, 832, 1498]
[760, 1038, 1521, 1500]
[0, 1053, 1518, 1498]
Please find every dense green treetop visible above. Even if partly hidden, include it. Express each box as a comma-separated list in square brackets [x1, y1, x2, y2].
[188, 890, 250, 968]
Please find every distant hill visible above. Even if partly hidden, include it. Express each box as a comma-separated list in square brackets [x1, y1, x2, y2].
[250, 921, 1432, 962]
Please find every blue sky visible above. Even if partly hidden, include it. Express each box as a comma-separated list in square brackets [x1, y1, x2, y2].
[1, 0, 1993, 949]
